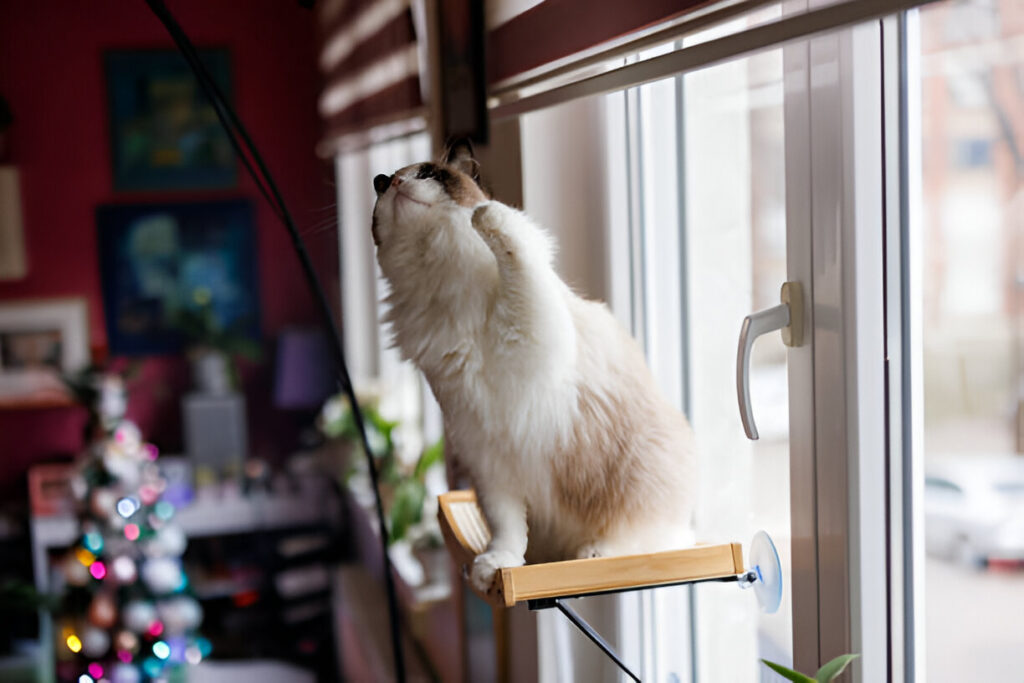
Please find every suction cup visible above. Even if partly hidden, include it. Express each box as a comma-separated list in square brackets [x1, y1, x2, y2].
[749, 531, 783, 614]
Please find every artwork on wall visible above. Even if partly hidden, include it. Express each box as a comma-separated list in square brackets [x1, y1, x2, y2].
[104, 48, 236, 191]
[0, 298, 90, 406]
[97, 200, 260, 355]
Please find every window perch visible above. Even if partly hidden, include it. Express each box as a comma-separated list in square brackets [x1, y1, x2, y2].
[437, 490, 783, 682]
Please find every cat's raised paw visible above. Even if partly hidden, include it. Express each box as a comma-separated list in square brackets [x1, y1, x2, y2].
[470, 549, 524, 593]
[470, 202, 501, 230]
[471, 203, 510, 252]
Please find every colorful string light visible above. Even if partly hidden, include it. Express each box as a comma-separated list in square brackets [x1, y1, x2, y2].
[75, 547, 96, 567]
[142, 657, 163, 678]
[154, 501, 175, 521]
[82, 532, 104, 554]
[116, 497, 140, 518]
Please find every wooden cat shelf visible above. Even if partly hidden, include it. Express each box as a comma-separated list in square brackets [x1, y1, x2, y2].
[437, 490, 782, 681]
[438, 490, 747, 608]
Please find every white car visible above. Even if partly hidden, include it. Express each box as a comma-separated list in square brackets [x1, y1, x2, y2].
[924, 454, 1024, 566]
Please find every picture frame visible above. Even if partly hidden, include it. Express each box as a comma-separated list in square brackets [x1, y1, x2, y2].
[104, 48, 236, 191]
[96, 199, 261, 356]
[0, 298, 90, 406]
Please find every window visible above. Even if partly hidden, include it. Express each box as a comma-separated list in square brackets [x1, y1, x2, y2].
[518, 12, 796, 680]
[912, 1, 1024, 679]
[328, 2, 1024, 680]
[611, 35, 793, 683]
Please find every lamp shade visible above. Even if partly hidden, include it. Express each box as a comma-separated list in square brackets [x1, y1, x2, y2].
[273, 328, 335, 409]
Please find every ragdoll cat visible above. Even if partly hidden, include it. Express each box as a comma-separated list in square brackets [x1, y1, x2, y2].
[371, 143, 696, 591]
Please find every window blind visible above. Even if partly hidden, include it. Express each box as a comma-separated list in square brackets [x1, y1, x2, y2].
[487, 0, 712, 87]
[487, 0, 940, 117]
[317, 0, 427, 154]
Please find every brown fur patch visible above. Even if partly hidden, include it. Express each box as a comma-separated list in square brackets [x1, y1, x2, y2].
[446, 170, 487, 207]
[551, 380, 661, 537]
[414, 162, 487, 207]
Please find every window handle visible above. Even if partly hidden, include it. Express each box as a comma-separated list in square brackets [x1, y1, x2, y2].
[737, 282, 804, 440]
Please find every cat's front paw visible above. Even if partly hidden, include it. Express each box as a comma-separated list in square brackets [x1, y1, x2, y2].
[471, 203, 509, 253]
[575, 543, 606, 559]
[470, 549, 524, 592]
[470, 202, 501, 230]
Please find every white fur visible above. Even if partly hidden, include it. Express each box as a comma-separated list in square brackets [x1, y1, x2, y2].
[374, 168, 696, 591]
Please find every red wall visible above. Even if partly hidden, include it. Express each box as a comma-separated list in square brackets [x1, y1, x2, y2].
[0, 0, 339, 492]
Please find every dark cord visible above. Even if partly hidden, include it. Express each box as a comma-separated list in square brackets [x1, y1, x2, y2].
[141, 2, 407, 680]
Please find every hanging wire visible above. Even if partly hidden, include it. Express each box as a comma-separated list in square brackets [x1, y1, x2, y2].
[141, 2, 407, 679]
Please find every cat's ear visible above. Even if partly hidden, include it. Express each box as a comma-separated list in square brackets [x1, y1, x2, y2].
[444, 138, 481, 183]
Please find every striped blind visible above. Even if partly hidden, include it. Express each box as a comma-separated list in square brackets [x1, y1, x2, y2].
[317, 0, 427, 153]
[486, 0, 938, 117]
[487, 0, 711, 87]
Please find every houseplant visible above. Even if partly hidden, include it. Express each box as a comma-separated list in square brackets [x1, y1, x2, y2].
[318, 391, 446, 579]
[761, 653, 859, 682]
[172, 287, 260, 394]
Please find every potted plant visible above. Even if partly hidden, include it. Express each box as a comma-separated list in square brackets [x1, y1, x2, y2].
[318, 391, 446, 584]
[173, 287, 260, 394]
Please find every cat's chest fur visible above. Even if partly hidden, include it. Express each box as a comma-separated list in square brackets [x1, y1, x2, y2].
[398, 260, 578, 462]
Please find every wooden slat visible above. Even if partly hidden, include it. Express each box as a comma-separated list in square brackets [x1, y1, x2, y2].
[437, 490, 488, 573]
[438, 490, 745, 609]
[499, 543, 743, 608]
[322, 75, 422, 135]
[322, 11, 416, 86]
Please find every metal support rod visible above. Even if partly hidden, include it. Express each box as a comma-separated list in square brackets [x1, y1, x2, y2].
[550, 598, 641, 683]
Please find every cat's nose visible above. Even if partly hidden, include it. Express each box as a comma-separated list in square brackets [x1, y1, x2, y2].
[373, 174, 392, 195]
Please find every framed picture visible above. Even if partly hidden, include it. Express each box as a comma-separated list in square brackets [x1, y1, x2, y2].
[105, 48, 236, 191]
[0, 298, 90, 406]
[96, 200, 260, 355]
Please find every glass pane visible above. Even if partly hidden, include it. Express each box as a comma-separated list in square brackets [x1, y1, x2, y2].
[683, 46, 792, 682]
[915, 0, 1024, 680]
[518, 17, 792, 681]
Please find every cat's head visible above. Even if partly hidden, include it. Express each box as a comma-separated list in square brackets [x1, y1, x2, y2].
[370, 140, 489, 256]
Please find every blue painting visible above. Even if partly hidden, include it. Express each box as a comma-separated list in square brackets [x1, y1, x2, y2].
[105, 49, 236, 191]
[97, 201, 260, 355]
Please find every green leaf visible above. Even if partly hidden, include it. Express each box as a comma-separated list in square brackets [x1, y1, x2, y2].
[815, 654, 859, 682]
[760, 660, 816, 683]
[388, 478, 426, 544]
[414, 437, 445, 480]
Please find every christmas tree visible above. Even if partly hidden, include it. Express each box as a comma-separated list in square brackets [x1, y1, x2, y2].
[56, 372, 207, 683]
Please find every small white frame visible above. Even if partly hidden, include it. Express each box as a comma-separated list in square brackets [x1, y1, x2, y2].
[0, 298, 90, 373]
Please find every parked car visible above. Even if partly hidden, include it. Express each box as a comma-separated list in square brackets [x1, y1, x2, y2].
[924, 454, 1024, 567]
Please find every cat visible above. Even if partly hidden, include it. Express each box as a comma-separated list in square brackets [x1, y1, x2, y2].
[371, 142, 697, 592]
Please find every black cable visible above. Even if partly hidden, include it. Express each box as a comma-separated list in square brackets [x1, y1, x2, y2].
[142, 2, 407, 680]
[143, 6, 282, 220]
